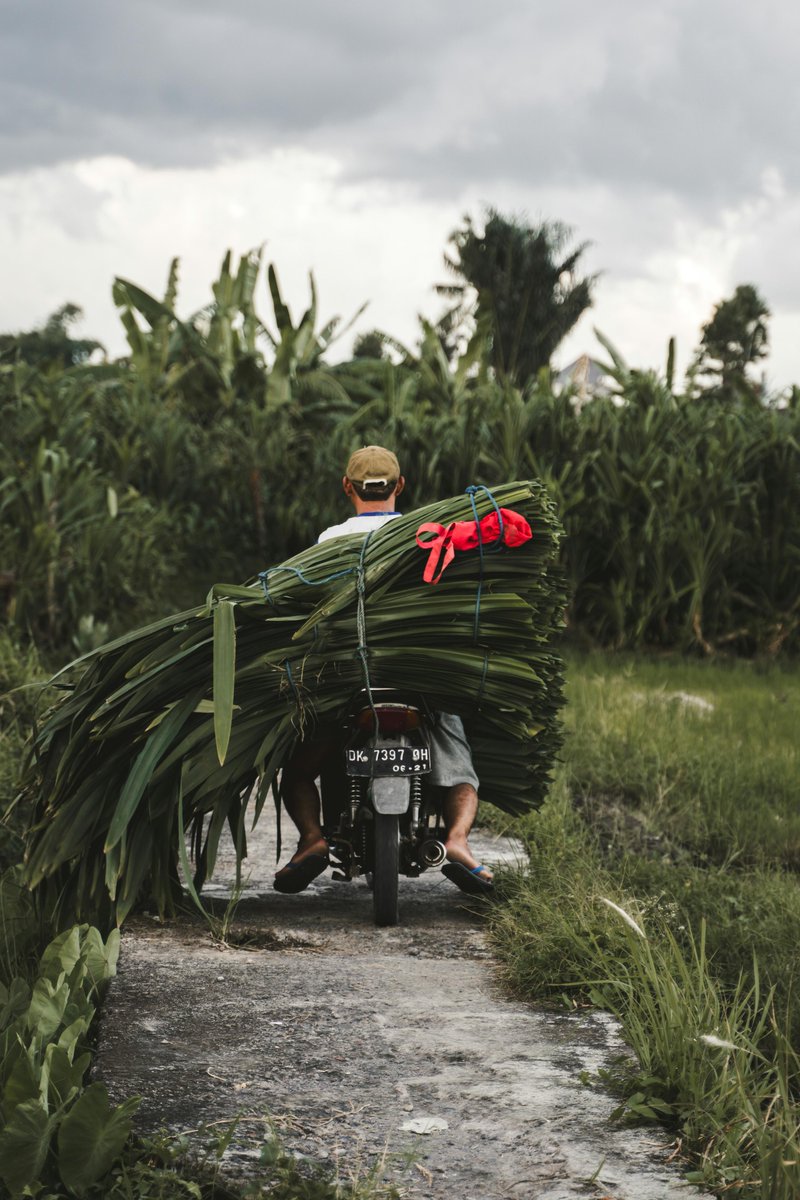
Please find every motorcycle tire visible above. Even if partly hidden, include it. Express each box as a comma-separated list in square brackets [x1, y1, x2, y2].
[372, 813, 400, 927]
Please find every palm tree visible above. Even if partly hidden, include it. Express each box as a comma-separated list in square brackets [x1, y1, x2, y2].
[436, 208, 596, 385]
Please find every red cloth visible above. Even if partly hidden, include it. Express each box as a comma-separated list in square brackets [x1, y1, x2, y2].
[415, 508, 532, 584]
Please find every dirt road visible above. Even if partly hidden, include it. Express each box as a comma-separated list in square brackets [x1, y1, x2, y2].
[95, 815, 705, 1199]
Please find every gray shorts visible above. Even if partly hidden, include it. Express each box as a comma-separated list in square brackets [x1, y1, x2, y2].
[428, 712, 479, 790]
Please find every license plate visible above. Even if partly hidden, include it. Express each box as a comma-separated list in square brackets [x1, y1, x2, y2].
[346, 745, 432, 777]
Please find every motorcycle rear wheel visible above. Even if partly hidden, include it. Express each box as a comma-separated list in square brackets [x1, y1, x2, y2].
[373, 813, 400, 926]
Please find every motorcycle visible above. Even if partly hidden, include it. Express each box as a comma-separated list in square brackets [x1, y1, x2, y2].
[319, 689, 448, 927]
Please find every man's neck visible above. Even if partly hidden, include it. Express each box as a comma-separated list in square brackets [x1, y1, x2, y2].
[350, 497, 398, 516]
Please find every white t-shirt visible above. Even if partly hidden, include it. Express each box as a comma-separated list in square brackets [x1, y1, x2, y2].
[317, 512, 401, 543]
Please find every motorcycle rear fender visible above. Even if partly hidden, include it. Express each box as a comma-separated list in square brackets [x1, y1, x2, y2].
[372, 775, 412, 814]
[370, 731, 413, 814]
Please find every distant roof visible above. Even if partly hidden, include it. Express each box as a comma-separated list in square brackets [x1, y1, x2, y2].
[555, 354, 611, 395]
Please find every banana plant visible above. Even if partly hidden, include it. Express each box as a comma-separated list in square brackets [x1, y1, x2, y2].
[113, 249, 268, 413]
[263, 264, 363, 411]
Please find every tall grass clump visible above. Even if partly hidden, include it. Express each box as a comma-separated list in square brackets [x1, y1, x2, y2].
[0, 365, 175, 648]
[491, 787, 800, 1196]
[0, 631, 44, 829]
[490, 653, 800, 1196]
[522, 358, 800, 656]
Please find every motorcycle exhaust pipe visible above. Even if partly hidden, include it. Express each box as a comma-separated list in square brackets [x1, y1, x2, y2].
[419, 839, 447, 867]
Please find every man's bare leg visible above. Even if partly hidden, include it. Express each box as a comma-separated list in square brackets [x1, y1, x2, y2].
[278, 775, 328, 860]
[274, 740, 333, 886]
[278, 762, 492, 887]
[442, 782, 493, 884]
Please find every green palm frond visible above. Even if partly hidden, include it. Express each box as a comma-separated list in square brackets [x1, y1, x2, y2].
[22, 481, 564, 926]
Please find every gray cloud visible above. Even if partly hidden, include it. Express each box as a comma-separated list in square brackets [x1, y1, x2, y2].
[2, 0, 799, 214]
[341, 0, 800, 209]
[0, 0, 491, 168]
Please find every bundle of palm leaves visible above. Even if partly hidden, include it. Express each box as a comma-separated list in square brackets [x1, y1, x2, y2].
[23, 481, 564, 924]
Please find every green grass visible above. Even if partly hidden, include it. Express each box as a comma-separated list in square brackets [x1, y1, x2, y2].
[562, 652, 800, 867]
[488, 651, 800, 1197]
[79, 1121, 400, 1200]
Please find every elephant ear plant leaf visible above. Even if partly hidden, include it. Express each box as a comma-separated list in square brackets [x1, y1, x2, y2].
[0, 924, 132, 1197]
[22, 481, 565, 925]
[0, 1101, 57, 1195]
[57, 1083, 140, 1194]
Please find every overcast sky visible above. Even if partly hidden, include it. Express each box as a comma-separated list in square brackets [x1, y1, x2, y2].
[2, 0, 799, 387]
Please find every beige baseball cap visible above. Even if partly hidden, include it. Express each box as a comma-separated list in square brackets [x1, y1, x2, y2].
[345, 445, 401, 485]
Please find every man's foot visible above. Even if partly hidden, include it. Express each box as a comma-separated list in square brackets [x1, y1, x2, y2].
[443, 839, 494, 883]
[274, 836, 329, 894]
[442, 838, 494, 894]
[441, 860, 495, 896]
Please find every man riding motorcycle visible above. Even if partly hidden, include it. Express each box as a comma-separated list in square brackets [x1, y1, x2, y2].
[273, 446, 494, 898]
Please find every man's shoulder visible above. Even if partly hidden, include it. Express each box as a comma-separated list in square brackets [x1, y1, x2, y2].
[317, 519, 357, 543]
[317, 513, 401, 544]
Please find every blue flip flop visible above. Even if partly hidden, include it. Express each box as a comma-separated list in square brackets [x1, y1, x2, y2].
[441, 861, 494, 896]
[273, 852, 329, 894]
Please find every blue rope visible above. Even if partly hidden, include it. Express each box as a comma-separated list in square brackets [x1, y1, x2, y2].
[464, 484, 504, 644]
[283, 659, 301, 706]
[465, 484, 505, 546]
[354, 532, 376, 695]
[259, 537, 378, 737]
[259, 564, 355, 605]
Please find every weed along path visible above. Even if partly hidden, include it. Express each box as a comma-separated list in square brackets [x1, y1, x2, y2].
[95, 812, 706, 1200]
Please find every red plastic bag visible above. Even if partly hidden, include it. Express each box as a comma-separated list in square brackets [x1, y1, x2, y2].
[415, 508, 532, 584]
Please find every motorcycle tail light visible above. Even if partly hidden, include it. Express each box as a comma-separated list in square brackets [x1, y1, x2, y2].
[356, 705, 421, 733]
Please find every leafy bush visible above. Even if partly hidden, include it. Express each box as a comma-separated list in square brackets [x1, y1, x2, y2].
[0, 365, 177, 648]
[0, 924, 136, 1198]
[0, 632, 47, 868]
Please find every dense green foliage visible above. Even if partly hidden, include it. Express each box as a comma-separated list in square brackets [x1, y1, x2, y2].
[0, 633, 46, 869]
[2, 250, 796, 663]
[0, 365, 172, 647]
[0, 923, 133, 1197]
[533, 347, 799, 654]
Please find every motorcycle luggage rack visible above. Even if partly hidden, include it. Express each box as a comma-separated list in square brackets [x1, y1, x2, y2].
[346, 687, 434, 733]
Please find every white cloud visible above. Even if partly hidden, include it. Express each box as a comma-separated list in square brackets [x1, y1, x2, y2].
[1, 0, 799, 390]
[1, 149, 798, 389]
[0, 152, 460, 358]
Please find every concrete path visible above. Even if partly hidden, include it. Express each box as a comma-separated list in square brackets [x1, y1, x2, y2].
[94, 812, 706, 1199]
